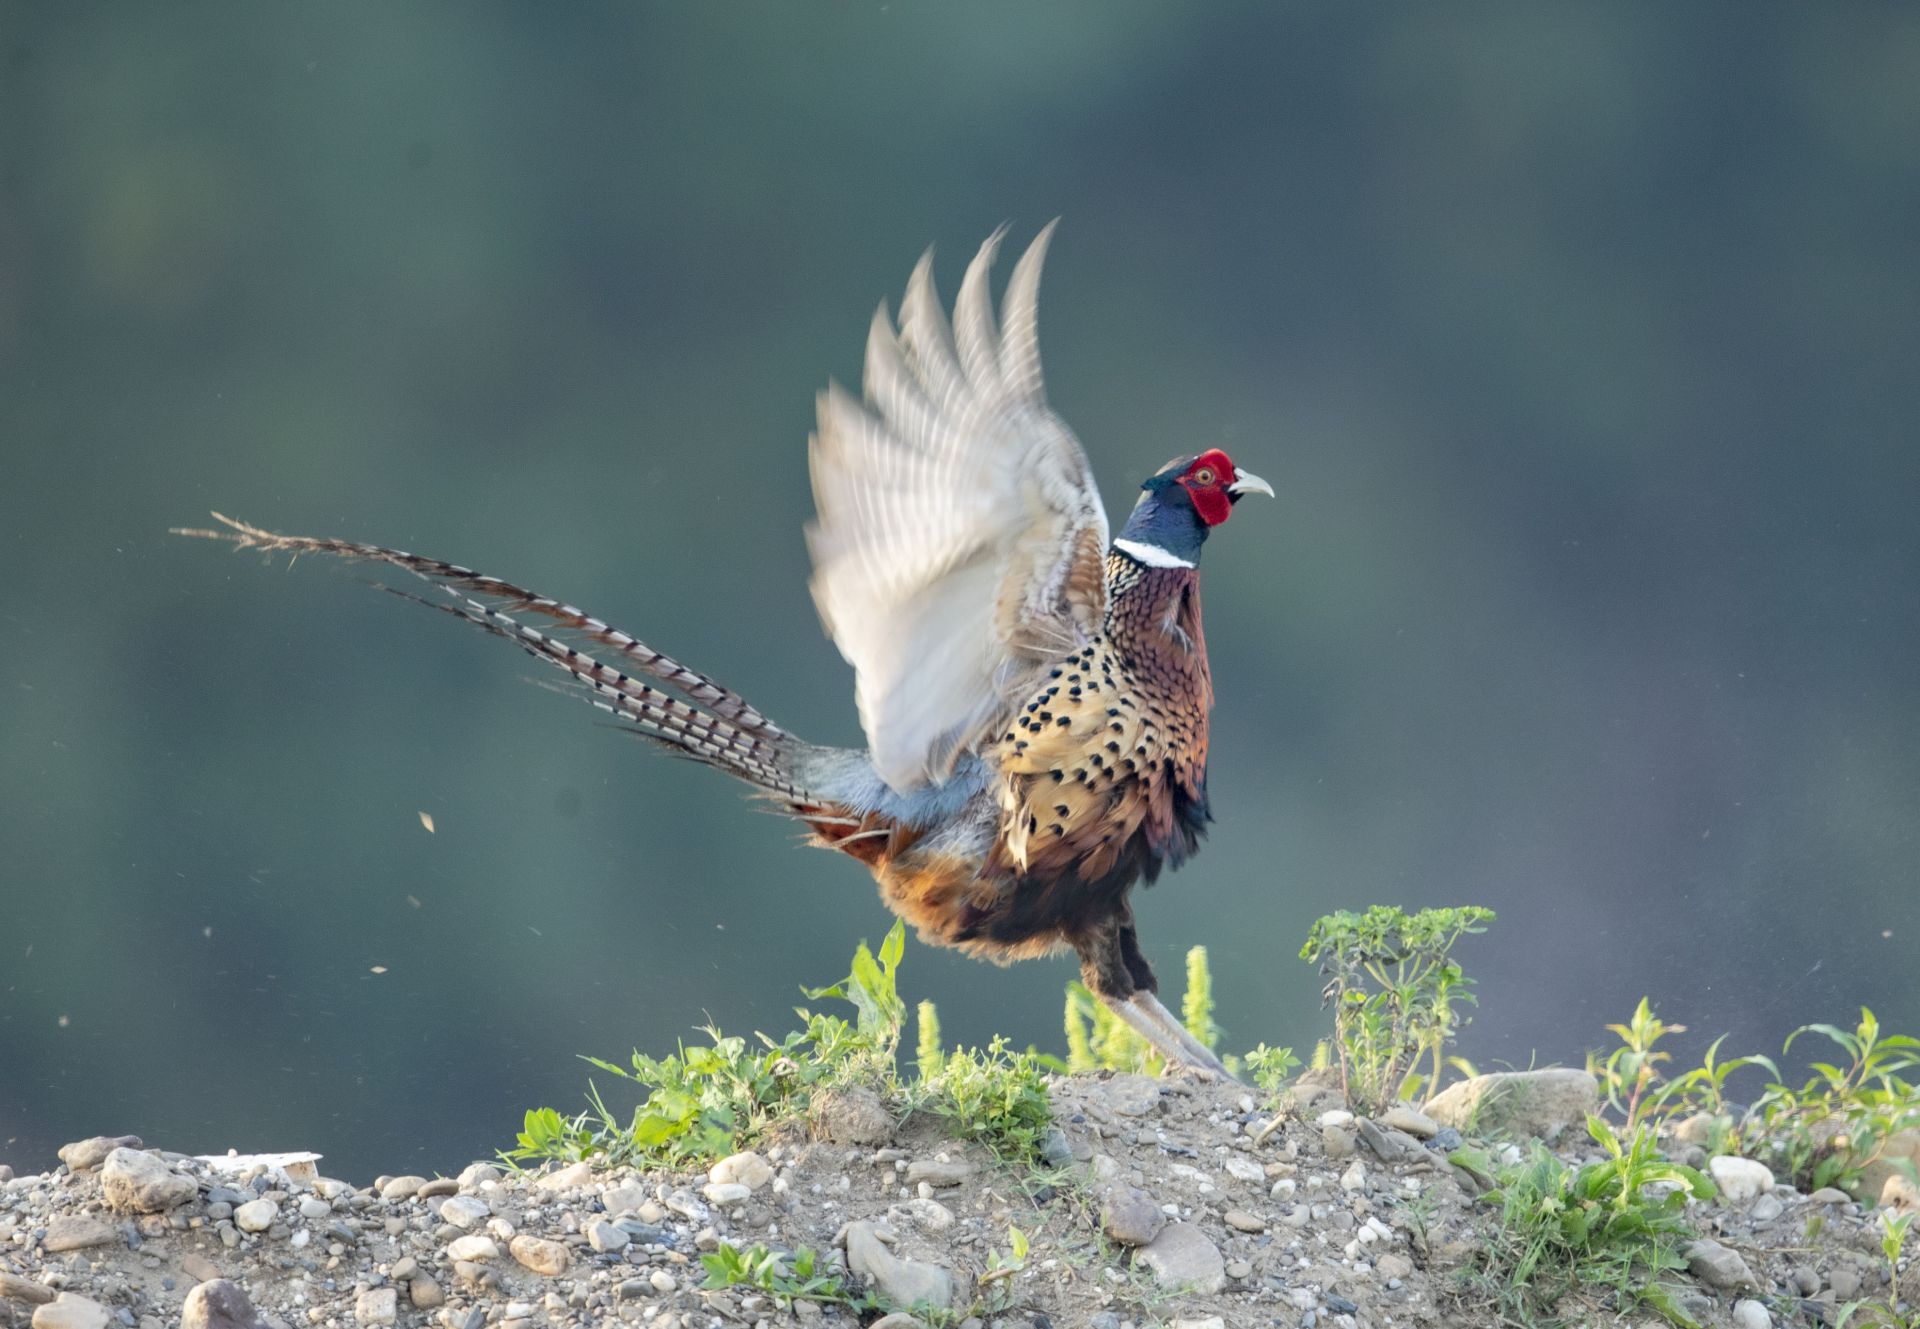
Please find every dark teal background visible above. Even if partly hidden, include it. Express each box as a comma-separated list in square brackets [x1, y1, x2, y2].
[3, 4, 1916, 1179]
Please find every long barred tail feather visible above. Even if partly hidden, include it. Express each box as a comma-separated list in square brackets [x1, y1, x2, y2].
[173, 513, 807, 800]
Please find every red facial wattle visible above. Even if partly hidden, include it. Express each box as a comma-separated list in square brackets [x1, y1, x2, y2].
[1179, 449, 1238, 527]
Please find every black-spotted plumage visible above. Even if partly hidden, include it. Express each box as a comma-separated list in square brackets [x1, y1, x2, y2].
[177, 227, 1272, 1077]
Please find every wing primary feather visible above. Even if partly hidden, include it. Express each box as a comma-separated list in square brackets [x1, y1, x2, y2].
[999, 219, 1058, 405]
[953, 226, 1010, 401]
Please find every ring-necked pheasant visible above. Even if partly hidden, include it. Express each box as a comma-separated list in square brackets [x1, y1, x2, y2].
[177, 225, 1272, 1077]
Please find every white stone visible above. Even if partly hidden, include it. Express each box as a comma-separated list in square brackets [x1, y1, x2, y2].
[438, 1196, 490, 1229]
[446, 1235, 499, 1262]
[31, 1293, 110, 1329]
[649, 1271, 677, 1295]
[354, 1287, 397, 1326]
[708, 1151, 774, 1192]
[234, 1198, 278, 1233]
[1732, 1300, 1771, 1329]
[1317, 1109, 1355, 1129]
[1340, 1160, 1368, 1192]
[1223, 1158, 1265, 1184]
[701, 1182, 752, 1207]
[1708, 1156, 1775, 1205]
[535, 1161, 593, 1191]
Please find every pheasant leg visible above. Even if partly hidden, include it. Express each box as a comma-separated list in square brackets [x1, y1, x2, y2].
[1101, 991, 1236, 1082]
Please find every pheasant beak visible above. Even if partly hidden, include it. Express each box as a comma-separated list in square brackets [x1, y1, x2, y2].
[1227, 468, 1274, 500]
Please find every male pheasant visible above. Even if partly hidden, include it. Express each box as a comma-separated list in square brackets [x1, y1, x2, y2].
[177, 225, 1272, 1077]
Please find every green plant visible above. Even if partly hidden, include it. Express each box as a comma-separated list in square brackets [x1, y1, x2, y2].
[918, 1035, 1054, 1162]
[1751, 1007, 1920, 1194]
[977, 1224, 1032, 1313]
[1300, 904, 1494, 1113]
[502, 923, 910, 1169]
[1243, 1043, 1303, 1098]
[1590, 998, 1779, 1138]
[1833, 1210, 1917, 1328]
[700, 1241, 879, 1312]
[915, 998, 945, 1080]
[1181, 945, 1222, 1053]
[1457, 1116, 1713, 1327]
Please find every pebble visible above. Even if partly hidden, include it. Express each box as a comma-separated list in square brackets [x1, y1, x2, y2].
[1339, 1160, 1368, 1192]
[41, 1218, 122, 1253]
[649, 1270, 678, 1295]
[534, 1161, 593, 1192]
[99, 1150, 197, 1214]
[1136, 1222, 1225, 1295]
[1381, 1105, 1439, 1138]
[1684, 1238, 1760, 1293]
[1223, 1157, 1265, 1184]
[178, 1280, 267, 1329]
[456, 1163, 501, 1189]
[701, 1182, 752, 1207]
[905, 1159, 975, 1187]
[57, 1137, 143, 1173]
[438, 1196, 489, 1229]
[1100, 1186, 1166, 1247]
[233, 1200, 277, 1233]
[1222, 1209, 1266, 1233]
[708, 1151, 774, 1192]
[32, 1293, 111, 1329]
[601, 1182, 649, 1215]
[445, 1235, 499, 1262]
[1749, 1192, 1784, 1224]
[297, 1198, 331, 1221]
[903, 1197, 955, 1232]
[1376, 1252, 1414, 1280]
[1, 1273, 57, 1306]
[417, 1177, 459, 1198]
[377, 1176, 426, 1201]
[508, 1234, 570, 1276]
[352, 1288, 396, 1326]
[587, 1219, 630, 1252]
[1317, 1109, 1355, 1129]
[1808, 1186, 1851, 1205]
[1708, 1156, 1775, 1204]
[408, 1278, 444, 1310]
[1731, 1300, 1771, 1329]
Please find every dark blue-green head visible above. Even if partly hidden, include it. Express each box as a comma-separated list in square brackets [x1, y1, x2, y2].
[1113, 449, 1273, 567]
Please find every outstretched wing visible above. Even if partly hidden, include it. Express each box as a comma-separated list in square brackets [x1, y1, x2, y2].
[808, 224, 1109, 793]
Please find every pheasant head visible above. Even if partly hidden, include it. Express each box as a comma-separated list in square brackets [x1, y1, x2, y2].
[1114, 449, 1273, 568]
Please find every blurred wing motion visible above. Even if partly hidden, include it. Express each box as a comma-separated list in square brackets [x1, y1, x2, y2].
[808, 223, 1109, 793]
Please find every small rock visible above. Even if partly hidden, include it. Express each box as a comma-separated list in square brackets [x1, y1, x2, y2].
[845, 1221, 957, 1310]
[33, 1293, 111, 1329]
[0, 1274, 57, 1306]
[709, 1151, 774, 1192]
[870, 1316, 928, 1329]
[904, 1160, 974, 1188]
[100, 1149, 197, 1213]
[588, 1219, 630, 1252]
[1225, 1258, 1253, 1279]
[1100, 1186, 1166, 1247]
[1340, 1159, 1368, 1192]
[446, 1235, 499, 1262]
[438, 1196, 489, 1229]
[1223, 1157, 1265, 1184]
[1423, 1069, 1599, 1142]
[1222, 1209, 1266, 1233]
[1673, 1112, 1725, 1145]
[297, 1197, 331, 1220]
[1731, 1299, 1771, 1329]
[904, 1197, 955, 1232]
[1358, 1119, 1426, 1165]
[535, 1160, 593, 1192]
[1173, 1319, 1226, 1329]
[1038, 1126, 1075, 1169]
[181, 1254, 221, 1283]
[41, 1218, 122, 1253]
[353, 1288, 397, 1326]
[1377, 1252, 1414, 1280]
[1749, 1193, 1784, 1224]
[1317, 1109, 1356, 1129]
[58, 1137, 142, 1173]
[1101, 1073, 1163, 1117]
[1321, 1125, 1357, 1159]
[701, 1182, 752, 1207]
[1684, 1238, 1760, 1293]
[1829, 1266, 1863, 1301]
[417, 1177, 459, 1198]
[649, 1270, 678, 1295]
[233, 1199, 277, 1233]
[456, 1162, 501, 1189]
[811, 1086, 896, 1145]
[601, 1182, 649, 1215]
[1808, 1186, 1851, 1205]
[1708, 1156, 1774, 1205]
[1135, 1222, 1225, 1294]
[509, 1234, 571, 1276]
[1381, 1105, 1439, 1138]
[408, 1278, 444, 1310]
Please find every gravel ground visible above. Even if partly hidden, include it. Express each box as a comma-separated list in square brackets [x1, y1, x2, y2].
[1, 1072, 1912, 1329]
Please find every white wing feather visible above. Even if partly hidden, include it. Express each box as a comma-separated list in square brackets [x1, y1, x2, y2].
[807, 224, 1109, 792]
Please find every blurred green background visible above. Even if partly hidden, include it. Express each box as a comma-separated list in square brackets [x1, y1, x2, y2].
[3, 4, 1916, 1180]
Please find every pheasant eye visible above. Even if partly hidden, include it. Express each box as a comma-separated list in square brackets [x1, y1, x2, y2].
[1192, 467, 1216, 486]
